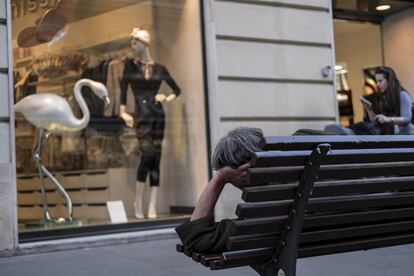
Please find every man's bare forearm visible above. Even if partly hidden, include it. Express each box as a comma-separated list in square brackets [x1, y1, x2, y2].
[190, 174, 225, 221]
[190, 163, 250, 221]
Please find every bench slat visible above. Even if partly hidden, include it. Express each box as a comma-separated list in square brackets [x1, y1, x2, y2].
[264, 135, 414, 151]
[192, 252, 202, 262]
[227, 220, 414, 251]
[242, 176, 414, 202]
[200, 254, 221, 267]
[227, 233, 280, 251]
[219, 248, 274, 268]
[231, 207, 414, 236]
[237, 192, 414, 218]
[183, 247, 193, 257]
[193, 252, 220, 265]
[248, 161, 414, 183]
[253, 148, 414, 167]
[176, 244, 184, 253]
[301, 219, 414, 243]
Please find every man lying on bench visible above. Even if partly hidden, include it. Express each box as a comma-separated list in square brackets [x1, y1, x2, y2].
[175, 127, 264, 253]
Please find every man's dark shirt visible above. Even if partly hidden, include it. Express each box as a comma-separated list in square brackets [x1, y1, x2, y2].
[175, 217, 233, 253]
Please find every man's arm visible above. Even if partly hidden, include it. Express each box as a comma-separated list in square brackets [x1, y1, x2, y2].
[190, 173, 225, 221]
[190, 163, 250, 221]
[175, 163, 251, 253]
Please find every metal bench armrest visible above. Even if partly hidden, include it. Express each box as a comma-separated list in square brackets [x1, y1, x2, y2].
[257, 143, 331, 276]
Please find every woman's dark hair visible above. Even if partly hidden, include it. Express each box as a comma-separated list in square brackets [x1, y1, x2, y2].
[375, 66, 404, 116]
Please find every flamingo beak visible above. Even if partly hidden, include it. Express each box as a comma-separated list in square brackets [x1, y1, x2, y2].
[103, 96, 110, 107]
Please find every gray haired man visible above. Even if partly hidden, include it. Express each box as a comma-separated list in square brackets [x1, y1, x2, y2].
[175, 127, 264, 253]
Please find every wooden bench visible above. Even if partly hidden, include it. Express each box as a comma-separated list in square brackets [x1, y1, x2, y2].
[177, 135, 414, 276]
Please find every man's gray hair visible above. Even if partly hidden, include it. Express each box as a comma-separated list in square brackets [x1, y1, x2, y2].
[211, 127, 264, 170]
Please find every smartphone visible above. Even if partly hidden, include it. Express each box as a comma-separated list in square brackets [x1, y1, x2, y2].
[360, 96, 372, 106]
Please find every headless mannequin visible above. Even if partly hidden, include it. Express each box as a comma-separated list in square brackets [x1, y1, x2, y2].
[120, 28, 179, 219]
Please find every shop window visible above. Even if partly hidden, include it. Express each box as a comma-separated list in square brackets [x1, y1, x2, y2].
[12, 0, 207, 233]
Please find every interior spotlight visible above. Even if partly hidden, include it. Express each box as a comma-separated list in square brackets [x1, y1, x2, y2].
[335, 65, 344, 71]
[376, 4, 391, 11]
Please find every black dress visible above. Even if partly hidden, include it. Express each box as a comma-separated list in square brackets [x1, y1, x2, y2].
[120, 58, 180, 186]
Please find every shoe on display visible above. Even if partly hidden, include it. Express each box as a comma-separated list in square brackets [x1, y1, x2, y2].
[147, 208, 157, 219]
[147, 186, 158, 219]
[134, 201, 144, 219]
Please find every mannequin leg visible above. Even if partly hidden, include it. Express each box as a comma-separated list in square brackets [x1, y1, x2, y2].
[147, 167, 159, 219]
[134, 181, 145, 219]
[146, 112, 164, 219]
[147, 186, 158, 219]
[135, 118, 153, 219]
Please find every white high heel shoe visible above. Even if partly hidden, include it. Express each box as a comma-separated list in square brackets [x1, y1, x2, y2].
[134, 201, 144, 219]
[147, 187, 158, 219]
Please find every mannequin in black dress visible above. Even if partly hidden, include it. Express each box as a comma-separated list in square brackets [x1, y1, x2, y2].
[119, 28, 180, 219]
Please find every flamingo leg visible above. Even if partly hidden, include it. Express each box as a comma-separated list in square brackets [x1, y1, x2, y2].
[34, 129, 73, 222]
[39, 163, 73, 222]
[34, 128, 52, 222]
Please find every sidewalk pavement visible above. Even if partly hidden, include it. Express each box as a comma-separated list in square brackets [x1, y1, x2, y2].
[1, 233, 414, 276]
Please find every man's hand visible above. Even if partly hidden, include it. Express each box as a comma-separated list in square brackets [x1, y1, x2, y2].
[217, 163, 251, 189]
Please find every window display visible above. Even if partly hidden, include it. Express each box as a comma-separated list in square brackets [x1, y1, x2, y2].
[12, 0, 207, 234]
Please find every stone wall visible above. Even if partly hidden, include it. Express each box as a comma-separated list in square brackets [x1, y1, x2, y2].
[0, 0, 18, 256]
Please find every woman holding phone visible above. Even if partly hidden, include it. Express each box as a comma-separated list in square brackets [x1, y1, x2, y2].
[326, 66, 414, 135]
[372, 67, 414, 134]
